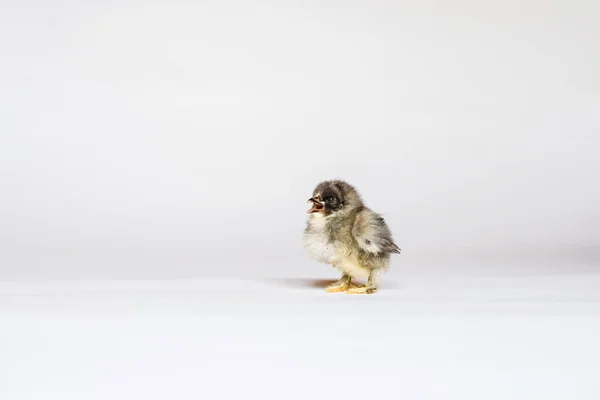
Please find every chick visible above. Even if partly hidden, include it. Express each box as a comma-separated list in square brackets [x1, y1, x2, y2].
[302, 180, 401, 294]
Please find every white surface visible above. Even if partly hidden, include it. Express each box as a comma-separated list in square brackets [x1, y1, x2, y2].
[2, 263, 600, 400]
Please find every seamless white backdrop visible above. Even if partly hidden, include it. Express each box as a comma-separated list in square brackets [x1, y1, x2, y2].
[1, 0, 599, 277]
[2, 2, 600, 400]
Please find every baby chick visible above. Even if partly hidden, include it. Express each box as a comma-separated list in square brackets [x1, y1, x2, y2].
[302, 180, 401, 294]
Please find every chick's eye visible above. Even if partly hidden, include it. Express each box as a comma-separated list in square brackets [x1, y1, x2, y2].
[325, 196, 335, 204]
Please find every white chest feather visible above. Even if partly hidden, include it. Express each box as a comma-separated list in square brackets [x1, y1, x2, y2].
[302, 215, 337, 264]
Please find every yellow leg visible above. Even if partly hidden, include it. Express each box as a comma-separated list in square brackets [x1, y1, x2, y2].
[345, 271, 379, 294]
[326, 274, 357, 293]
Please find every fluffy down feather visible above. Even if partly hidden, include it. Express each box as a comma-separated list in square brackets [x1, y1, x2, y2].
[352, 209, 401, 256]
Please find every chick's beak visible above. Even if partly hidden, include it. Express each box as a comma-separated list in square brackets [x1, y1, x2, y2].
[307, 197, 325, 214]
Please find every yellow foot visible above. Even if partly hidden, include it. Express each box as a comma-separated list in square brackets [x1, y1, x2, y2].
[345, 285, 378, 295]
[326, 282, 358, 293]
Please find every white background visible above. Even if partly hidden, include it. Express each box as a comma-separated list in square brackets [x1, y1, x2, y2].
[1, 1, 599, 399]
